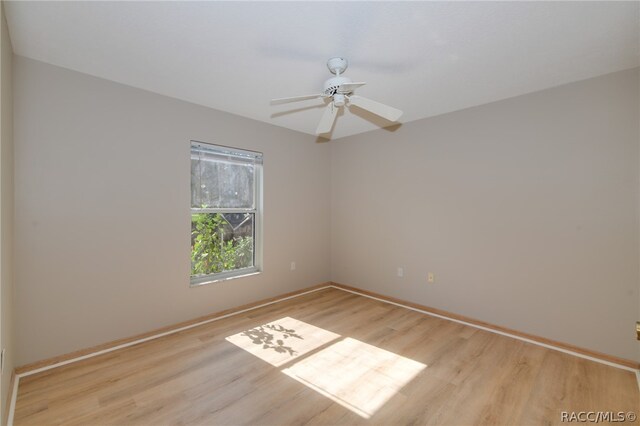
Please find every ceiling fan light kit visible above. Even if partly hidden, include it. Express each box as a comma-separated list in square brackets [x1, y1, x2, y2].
[271, 57, 403, 137]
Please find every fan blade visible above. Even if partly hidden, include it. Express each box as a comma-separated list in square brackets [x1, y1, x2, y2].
[270, 94, 322, 105]
[336, 82, 366, 94]
[348, 95, 403, 122]
[316, 102, 338, 135]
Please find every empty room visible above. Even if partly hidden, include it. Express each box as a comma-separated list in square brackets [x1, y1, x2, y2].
[0, 1, 639, 425]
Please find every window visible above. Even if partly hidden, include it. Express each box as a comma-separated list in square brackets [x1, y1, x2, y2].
[190, 141, 262, 285]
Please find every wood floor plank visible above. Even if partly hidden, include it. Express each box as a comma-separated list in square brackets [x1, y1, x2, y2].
[14, 288, 640, 425]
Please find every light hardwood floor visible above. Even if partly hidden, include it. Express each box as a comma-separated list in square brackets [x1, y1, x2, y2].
[14, 288, 640, 425]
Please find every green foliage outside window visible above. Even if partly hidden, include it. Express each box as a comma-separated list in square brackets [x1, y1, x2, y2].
[191, 213, 254, 276]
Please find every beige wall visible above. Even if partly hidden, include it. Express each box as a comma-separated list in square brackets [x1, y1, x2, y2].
[11, 56, 640, 366]
[0, 3, 13, 423]
[13, 57, 331, 365]
[331, 68, 640, 361]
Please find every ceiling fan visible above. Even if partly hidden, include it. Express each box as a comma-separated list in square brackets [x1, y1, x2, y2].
[271, 57, 403, 135]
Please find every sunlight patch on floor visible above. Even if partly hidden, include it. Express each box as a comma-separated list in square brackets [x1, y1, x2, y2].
[225, 316, 340, 367]
[283, 337, 426, 418]
[227, 317, 426, 419]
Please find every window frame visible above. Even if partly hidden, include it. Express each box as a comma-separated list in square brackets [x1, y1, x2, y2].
[189, 140, 263, 287]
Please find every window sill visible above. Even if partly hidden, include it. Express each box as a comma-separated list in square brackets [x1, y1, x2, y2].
[190, 270, 261, 287]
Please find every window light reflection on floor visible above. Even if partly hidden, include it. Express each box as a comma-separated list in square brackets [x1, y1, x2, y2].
[226, 317, 427, 418]
[225, 316, 340, 367]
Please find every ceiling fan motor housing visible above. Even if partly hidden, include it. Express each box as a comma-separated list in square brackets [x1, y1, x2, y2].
[323, 76, 352, 96]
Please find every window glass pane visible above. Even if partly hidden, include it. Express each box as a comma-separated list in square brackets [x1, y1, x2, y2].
[191, 150, 255, 209]
[191, 213, 255, 277]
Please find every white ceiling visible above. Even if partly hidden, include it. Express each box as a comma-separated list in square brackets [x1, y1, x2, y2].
[5, 1, 640, 140]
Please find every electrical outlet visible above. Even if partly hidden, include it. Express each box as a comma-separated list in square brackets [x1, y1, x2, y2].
[397, 267, 404, 278]
[427, 272, 435, 283]
[290, 261, 296, 271]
